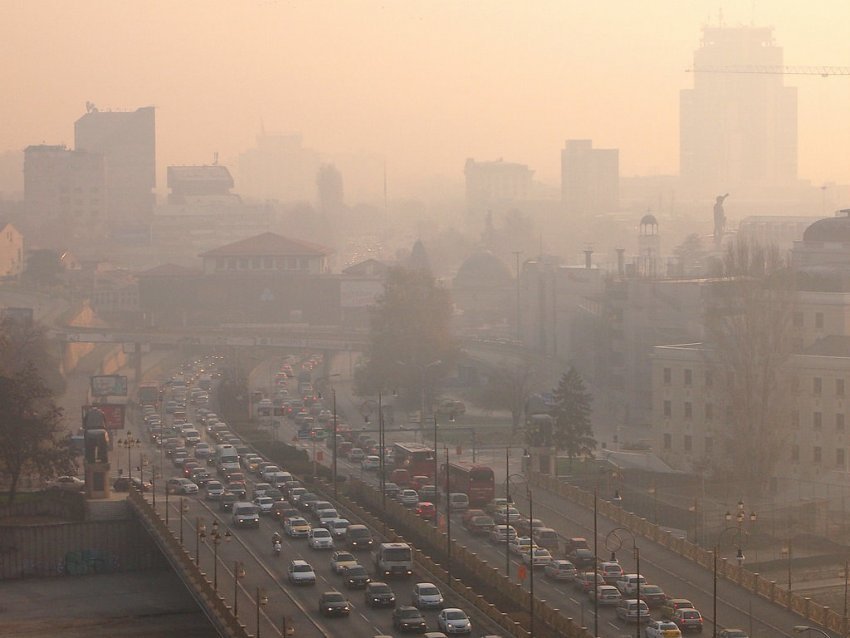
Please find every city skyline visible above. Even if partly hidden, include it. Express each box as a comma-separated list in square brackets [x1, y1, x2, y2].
[2, 1, 849, 198]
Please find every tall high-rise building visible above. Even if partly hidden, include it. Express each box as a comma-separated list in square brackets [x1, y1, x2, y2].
[561, 140, 619, 214]
[464, 158, 533, 215]
[75, 106, 155, 229]
[680, 26, 797, 197]
[24, 144, 108, 245]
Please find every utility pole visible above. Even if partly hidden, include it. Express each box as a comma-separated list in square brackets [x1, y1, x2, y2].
[513, 251, 522, 340]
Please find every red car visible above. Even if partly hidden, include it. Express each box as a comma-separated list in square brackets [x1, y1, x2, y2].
[417, 502, 437, 520]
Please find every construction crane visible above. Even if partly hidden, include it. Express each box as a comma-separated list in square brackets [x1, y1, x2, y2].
[687, 65, 850, 78]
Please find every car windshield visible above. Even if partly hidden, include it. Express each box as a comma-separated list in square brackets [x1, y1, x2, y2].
[644, 586, 663, 594]
[660, 623, 678, 630]
[293, 564, 312, 572]
[371, 584, 391, 593]
[419, 586, 439, 596]
[385, 547, 412, 561]
[313, 529, 330, 537]
[347, 566, 366, 575]
[324, 593, 345, 603]
[400, 609, 421, 618]
[446, 611, 466, 620]
[290, 518, 307, 525]
[337, 553, 355, 562]
[682, 611, 700, 619]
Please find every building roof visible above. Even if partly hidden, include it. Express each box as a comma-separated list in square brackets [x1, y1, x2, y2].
[136, 263, 202, 278]
[454, 251, 513, 287]
[640, 214, 659, 226]
[199, 232, 332, 258]
[802, 213, 850, 243]
[167, 165, 234, 186]
[342, 259, 389, 276]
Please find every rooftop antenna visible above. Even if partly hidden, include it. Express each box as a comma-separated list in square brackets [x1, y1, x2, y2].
[212, 151, 219, 165]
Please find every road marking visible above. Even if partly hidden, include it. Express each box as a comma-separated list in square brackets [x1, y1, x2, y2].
[569, 596, 579, 604]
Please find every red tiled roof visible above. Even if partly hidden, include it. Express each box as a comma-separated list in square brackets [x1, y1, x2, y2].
[136, 263, 202, 278]
[199, 232, 332, 258]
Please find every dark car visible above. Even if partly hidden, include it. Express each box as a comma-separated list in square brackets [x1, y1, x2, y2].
[392, 606, 428, 633]
[569, 548, 596, 568]
[671, 608, 704, 633]
[113, 476, 151, 492]
[467, 515, 496, 535]
[318, 591, 351, 617]
[346, 524, 374, 551]
[365, 581, 396, 608]
[640, 584, 668, 607]
[297, 492, 320, 510]
[219, 492, 238, 512]
[343, 564, 371, 589]
[227, 481, 248, 499]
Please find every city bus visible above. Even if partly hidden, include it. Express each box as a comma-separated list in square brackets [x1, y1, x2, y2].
[442, 461, 496, 506]
[393, 442, 436, 482]
[138, 382, 160, 408]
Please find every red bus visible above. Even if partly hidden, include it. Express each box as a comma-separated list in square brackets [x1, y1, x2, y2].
[443, 462, 495, 506]
[138, 382, 160, 408]
[393, 442, 436, 482]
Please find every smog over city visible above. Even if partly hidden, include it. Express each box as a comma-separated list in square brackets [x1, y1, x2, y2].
[1, 2, 850, 637]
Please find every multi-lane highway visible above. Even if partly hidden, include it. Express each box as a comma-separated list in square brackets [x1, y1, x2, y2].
[120, 355, 506, 638]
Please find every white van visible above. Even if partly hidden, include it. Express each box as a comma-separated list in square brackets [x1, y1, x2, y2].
[449, 493, 469, 511]
[232, 502, 260, 528]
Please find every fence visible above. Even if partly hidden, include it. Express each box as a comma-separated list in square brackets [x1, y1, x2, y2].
[529, 471, 850, 636]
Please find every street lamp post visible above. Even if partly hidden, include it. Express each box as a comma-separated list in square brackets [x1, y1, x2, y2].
[117, 431, 140, 482]
[179, 498, 188, 544]
[256, 587, 268, 638]
[713, 525, 746, 638]
[528, 486, 535, 638]
[233, 561, 245, 619]
[606, 528, 641, 638]
[593, 489, 599, 638]
[445, 446, 451, 581]
[207, 520, 231, 592]
[195, 519, 205, 565]
[505, 458, 512, 578]
[782, 541, 792, 601]
[332, 388, 338, 497]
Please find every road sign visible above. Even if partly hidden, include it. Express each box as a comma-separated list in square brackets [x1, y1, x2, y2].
[90, 375, 128, 397]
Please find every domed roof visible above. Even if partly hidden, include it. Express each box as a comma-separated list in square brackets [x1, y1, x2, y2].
[803, 214, 850, 243]
[640, 214, 658, 227]
[454, 251, 513, 287]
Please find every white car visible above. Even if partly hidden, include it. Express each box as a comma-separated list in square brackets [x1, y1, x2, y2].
[330, 551, 359, 574]
[411, 582, 444, 609]
[644, 620, 682, 638]
[308, 528, 334, 550]
[544, 559, 577, 581]
[399, 489, 419, 507]
[287, 559, 316, 585]
[205, 481, 225, 500]
[437, 608, 472, 634]
[509, 536, 536, 555]
[47, 476, 85, 491]
[317, 509, 339, 527]
[253, 496, 274, 514]
[522, 547, 553, 567]
[361, 455, 380, 471]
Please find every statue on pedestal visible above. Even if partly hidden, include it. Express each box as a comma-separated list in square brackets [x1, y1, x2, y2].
[714, 193, 729, 246]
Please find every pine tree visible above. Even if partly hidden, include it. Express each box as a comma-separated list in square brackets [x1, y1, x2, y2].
[551, 366, 596, 467]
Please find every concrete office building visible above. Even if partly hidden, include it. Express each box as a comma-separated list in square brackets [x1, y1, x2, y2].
[75, 106, 156, 230]
[680, 26, 797, 197]
[464, 158, 533, 215]
[561, 140, 619, 214]
[24, 145, 108, 245]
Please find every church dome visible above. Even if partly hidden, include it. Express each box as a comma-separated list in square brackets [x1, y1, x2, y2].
[640, 214, 658, 227]
[803, 213, 850, 243]
[454, 251, 513, 287]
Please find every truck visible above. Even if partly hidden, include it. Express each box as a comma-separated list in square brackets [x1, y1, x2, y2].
[374, 542, 413, 577]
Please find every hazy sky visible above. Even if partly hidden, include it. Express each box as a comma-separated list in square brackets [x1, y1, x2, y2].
[3, 1, 849, 196]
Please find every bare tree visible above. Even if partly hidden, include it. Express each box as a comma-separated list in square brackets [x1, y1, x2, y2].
[704, 239, 796, 496]
[475, 357, 540, 432]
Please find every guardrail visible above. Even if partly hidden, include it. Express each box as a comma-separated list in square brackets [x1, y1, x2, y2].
[343, 478, 592, 638]
[529, 471, 848, 636]
[128, 489, 250, 638]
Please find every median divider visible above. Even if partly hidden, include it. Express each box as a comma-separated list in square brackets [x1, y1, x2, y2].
[529, 471, 846, 635]
[341, 478, 591, 638]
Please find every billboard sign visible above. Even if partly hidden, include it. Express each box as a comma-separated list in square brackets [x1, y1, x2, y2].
[90, 375, 128, 397]
[82, 404, 126, 430]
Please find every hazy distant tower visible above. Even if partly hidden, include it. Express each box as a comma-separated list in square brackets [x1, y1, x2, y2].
[638, 213, 661, 278]
[561, 140, 619, 214]
[316, 163, 344, 213]
[680, 26, 797, 197]
[74, 106, 156, 230]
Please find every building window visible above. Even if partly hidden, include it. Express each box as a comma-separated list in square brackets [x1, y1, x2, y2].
[684, 435, 692, 452]
[663, 368, 671, 385]
[838, 414, 845, 431]
[814, 377, 823, 396]
[227, 258, 236, 270]
[216, 258, 225, 270]
[705, 437, 713, 454]
[663, 400, 671, 417]
[287, 257, 297, 269]
[705, 371, 713, 388]
[725, 406, 733, 424]
[238, 258, 248, 270]
[263, 257, 273, 269]
[684, 369, 692, 387]
[814, 412, 822, 430]
[791, 445, 799, 462]
[792, 411, 800, 428]
[684, 402, 692, 419]
[299, 258, 310, 270]
[816, 312, 824, 329]
[251, 257, 261, 269]
[838, 379, 845, 397]
[705, 403, 713, 420]
[838, 449, 846, 467]
[814, 446, 822, 463]
[663, 433, 671, 450]
[793, 311, 803, 328]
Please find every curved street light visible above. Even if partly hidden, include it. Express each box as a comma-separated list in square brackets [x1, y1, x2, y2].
[116, 431, 141, 482]
[506, 471, 535, 638]
[793, 625, 832, 638]
[713, 525, 746, 638]
[605, 527, 642, 638]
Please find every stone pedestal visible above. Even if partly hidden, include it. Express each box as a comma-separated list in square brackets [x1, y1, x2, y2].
[85, 461, 111, 499]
